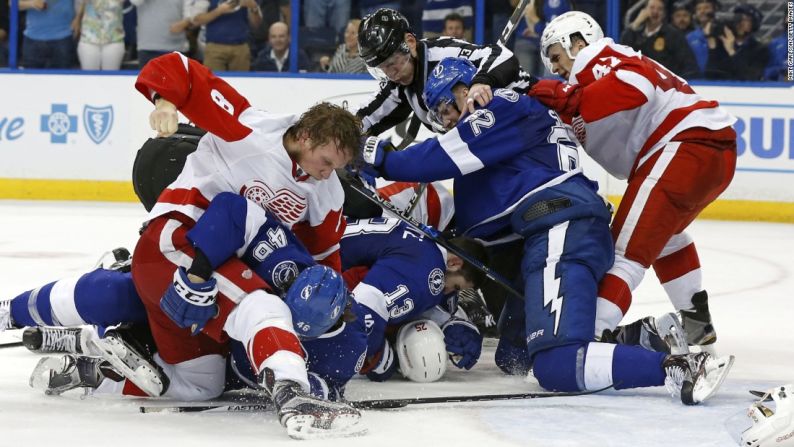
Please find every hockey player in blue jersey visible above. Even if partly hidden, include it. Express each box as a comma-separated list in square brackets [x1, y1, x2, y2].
[355, 56, 735, 405]
[340, 217, 485, 380]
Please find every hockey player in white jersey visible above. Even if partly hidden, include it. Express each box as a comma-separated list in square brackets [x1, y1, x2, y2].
[528, 11, 737, 350]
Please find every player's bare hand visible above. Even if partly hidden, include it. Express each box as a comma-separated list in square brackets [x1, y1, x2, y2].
[466, 84, 493, 113]
[150, 99, 179, 137]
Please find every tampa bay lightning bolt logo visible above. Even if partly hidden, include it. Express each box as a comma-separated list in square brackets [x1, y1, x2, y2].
[300, 284, 313, 300]
[271, 261, 299, 292]
[432, 64, 444, 77]
[428, 268, 445, 296]
[83, 105, 113, 144]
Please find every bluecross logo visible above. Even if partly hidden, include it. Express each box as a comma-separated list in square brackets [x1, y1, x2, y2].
[40, 104, 77, 144]
[83, 105, 113, 144]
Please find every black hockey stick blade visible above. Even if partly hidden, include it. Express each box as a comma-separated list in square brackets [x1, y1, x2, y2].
[140, 385, 612, 414]
[340, 174, 524, 300]
[140, 402, 274, 414]
[0, 341, 23, 349]
[350, 384, 613, 409]
[499, 0, 532, 45]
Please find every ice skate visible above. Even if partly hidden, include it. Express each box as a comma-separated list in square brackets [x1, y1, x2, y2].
[23, 326, 100, 356]
[601, 313, 688, 355]
[29, 354, 123, 395]
[663, 351, 734, 405]
[94, 247, 132, 272]
[680, 291, 717, 349]
[88, 330, 168, 397]
[262, 369, 366, 440]
[0, 300, 12, 331]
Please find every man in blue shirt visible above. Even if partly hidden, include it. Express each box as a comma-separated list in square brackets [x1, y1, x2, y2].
[19, 0, 78, 68]
[192, 0, 263, 71]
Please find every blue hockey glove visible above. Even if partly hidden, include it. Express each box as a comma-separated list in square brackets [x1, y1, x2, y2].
[442, 317, 483, 370]
[160, 267, 218, 335]
[359, 136, 394, 168]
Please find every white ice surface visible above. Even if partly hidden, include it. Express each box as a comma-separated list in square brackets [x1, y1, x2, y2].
[1, 201, 792, 447]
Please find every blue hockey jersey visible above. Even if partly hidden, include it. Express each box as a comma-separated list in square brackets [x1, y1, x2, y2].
[340, 217, 449, 358]
[380, 90, 584, 242]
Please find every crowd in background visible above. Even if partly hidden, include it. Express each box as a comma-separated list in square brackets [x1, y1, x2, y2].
[0, 0, 788, 81]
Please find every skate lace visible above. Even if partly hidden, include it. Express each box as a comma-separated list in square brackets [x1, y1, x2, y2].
[42, 328, 78, 353]
[663, 359, 691, 397]
[0, 300, 11, 330]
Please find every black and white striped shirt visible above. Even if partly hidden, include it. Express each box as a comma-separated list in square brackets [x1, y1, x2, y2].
[356, 37, 535, 136]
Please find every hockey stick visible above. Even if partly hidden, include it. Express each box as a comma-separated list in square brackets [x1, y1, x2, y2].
[140, 385, 612, 413]
[499, 0, 533, 45]
[0, 341, 23, 349]
[341, 175, 524, 300]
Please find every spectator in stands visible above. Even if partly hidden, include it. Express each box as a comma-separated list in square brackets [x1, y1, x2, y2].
[19, 0, 78, 68]
[319, 18, 368, 73]
[513, 0, 571, 77]
[0, 0, 8, 67]
[304, 0, 350, 37]
[252, 21, 312, 72]
[703, 3, 767, 80]
[442, 13, 466, 39]
[75, 0, 125, 70]
[764, 26, 788, 81]
[422, 0, 473, 42]
[359, 0, 400, 20]
[193, 0, 263, 71]
[670, 1, 694, 33]
[131, 0, 197, 69]
[621, 0, 698, 78]
[248, 0, 289, 59]
[686, 0, 718, 75]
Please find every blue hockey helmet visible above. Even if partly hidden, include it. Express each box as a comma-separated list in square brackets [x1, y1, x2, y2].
[423, 57, 477, 128]
[284, 265, 350, 339]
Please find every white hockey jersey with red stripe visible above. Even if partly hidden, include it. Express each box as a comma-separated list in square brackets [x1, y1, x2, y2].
[567, 38, 735, 180]
[377, 181, 455, 231]
[135, 53, 345, 270]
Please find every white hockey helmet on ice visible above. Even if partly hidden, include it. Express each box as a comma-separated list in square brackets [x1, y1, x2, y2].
[727, 384, 794, 446]
[396, 319, 447, 383]
[540, 11, 603, 73]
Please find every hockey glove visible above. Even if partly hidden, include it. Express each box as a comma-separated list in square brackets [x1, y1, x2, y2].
[359, 136, 395, 169]
[528, 79, 582, 123]
[160, 267, 218, 335]
[364, 342, 398, 382]
[442, 317, 483, 370]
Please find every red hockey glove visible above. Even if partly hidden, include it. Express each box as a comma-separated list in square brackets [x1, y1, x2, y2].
[528, 79, 582, 122]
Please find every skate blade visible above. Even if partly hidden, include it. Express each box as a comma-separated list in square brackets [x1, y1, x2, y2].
[29, 356, 66, 394]
[656, 313, 689, 356]
[88, 337, 164, 397]
[285, 414, 368, 440]
[692, 354, 735, 403]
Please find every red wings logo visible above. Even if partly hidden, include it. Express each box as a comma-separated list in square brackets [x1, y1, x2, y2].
[240, 180, 307, 225]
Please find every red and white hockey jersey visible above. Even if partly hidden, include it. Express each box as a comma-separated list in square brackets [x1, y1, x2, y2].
[377, 181, 455, 231]
[567, 38, 735, 180]
[135, 53, 345, 270]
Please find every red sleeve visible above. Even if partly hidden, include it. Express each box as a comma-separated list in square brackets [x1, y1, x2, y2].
[576, 48, 696, 123]
[579, 56, 648, 123]
[342, 266, 370, 290]
[292, 208, 345, 273]
[135, 52, 253, 142]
